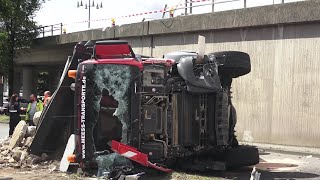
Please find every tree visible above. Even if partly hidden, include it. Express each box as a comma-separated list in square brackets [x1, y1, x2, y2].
[0, 32, 9, 75]
[0, 0, 43, 96]
[37, 71, 49, 96]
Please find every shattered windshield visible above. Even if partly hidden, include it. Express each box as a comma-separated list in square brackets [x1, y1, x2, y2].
[93, 64, 132, 143]
[81, 63, 139, 161]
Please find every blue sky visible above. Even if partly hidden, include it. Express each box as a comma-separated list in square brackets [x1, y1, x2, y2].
[35, 0, 303, 34]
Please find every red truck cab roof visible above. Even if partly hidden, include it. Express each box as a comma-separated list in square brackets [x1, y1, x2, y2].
[81, 40, 174, 70]
[82, 58, 144, 70]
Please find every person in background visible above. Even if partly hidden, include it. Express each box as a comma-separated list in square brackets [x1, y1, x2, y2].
[43, 91, 52, 107]
[8, 94, 21, 136]
[25, 94, 43, 126]
[169, 7, 175, 18]
[18, 96, 29, 104]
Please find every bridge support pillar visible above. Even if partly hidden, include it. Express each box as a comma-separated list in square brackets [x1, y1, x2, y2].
[22, 66, 34, 99]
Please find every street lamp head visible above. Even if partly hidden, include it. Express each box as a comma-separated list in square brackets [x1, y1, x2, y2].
[77, 1, 103, 9]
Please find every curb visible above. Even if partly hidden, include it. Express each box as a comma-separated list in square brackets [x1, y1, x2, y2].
[240, 141, 320, 157]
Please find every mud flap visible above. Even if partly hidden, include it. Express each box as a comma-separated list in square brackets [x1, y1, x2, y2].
[111, 140, 172, 173]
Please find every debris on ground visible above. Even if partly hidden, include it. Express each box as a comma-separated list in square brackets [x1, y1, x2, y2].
[119, 172, 145, 180]
[33, 111, 42, 126]
[26, 126, 36, 137]
[9, 121, 28, 149]
[96, 152, 134, 179]
[0, 122, 57, 169]
[250, 167, 261, 180]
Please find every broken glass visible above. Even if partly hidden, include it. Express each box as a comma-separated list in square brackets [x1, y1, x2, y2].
[93, 65, 131, 143]
[83, 63, 140, 162]
[96, 153, 133, 178]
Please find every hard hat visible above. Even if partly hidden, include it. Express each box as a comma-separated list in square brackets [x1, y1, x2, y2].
[169, 7, 175, 13]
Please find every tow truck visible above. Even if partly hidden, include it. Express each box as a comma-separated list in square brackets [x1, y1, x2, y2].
[29, 39, 259, 173]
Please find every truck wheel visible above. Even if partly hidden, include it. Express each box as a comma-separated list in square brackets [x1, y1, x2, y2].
[208, 51, 251, 78]
[225, 145, 259, 169]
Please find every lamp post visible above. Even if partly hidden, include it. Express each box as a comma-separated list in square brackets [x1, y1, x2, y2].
[77, 0, 103, 29]
[212, 0, 214, 12]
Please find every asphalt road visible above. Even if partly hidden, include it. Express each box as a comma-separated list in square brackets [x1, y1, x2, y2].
[0, 123, 8, 139]
[1, 151, 319, 180]
[0, 122, 319, 179]
[142, 150, 320, 180]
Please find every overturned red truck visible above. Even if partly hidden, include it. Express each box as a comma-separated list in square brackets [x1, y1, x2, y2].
[29, 40, 259, 172]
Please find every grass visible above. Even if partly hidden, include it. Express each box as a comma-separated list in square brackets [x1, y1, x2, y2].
[171, 172, 222, 180]
[0, 114, 26, 123]
[0, 115, 9, 123]
[141, 170, 222, 180]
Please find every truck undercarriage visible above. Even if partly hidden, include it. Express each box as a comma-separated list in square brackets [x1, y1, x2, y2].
[29, 40, 259, 174]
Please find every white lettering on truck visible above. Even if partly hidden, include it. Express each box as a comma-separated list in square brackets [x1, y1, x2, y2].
[81, 76, 86, 159]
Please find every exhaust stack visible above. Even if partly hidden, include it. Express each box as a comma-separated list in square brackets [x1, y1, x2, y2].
[195, 35, 206, 64]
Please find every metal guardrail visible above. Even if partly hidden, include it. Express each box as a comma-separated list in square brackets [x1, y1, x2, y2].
[37, 0, 301, 38]
[36, 23, 63, 38]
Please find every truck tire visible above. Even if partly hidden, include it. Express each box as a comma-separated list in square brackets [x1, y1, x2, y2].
[208, 51, 251, 78]
[225, 145, 259, 169]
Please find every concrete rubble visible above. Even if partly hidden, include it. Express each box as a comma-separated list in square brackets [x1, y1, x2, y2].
[26, 126, 36, 137]
[0, 122, 58, 170]
[9, 121, 28, 149]
[0, 122, 143, 179]
[33, 111, 42, 126]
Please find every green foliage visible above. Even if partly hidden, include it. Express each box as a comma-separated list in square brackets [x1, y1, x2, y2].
[0, 0, 42, 49]
[37, 71, 49, 95]
[0, 0, 44, 95]
[0, 32, 9, 74]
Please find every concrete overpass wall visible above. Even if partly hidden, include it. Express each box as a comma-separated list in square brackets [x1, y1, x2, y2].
[15, 44, 74, 65]
[125, 23, 320, 148]
[15, 0, 320, 147]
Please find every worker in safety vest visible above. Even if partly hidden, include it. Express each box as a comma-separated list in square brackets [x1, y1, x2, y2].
[43, 91, 52, 107]
[25, 94, 43, 126]
[111, 18, 116, 27]
[169, 7, 174, 18]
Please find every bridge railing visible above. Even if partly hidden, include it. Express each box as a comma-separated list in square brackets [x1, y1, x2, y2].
[36, 23, 63, 38]
[37, 0, 304, 38]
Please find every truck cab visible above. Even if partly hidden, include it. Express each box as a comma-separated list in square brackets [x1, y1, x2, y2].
[30, 40, 259, 172]
[70, 40, 258, 170]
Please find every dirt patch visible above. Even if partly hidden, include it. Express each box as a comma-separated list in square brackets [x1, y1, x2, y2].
[0, 167, 81, 180]
[0, 167, 223, 180]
